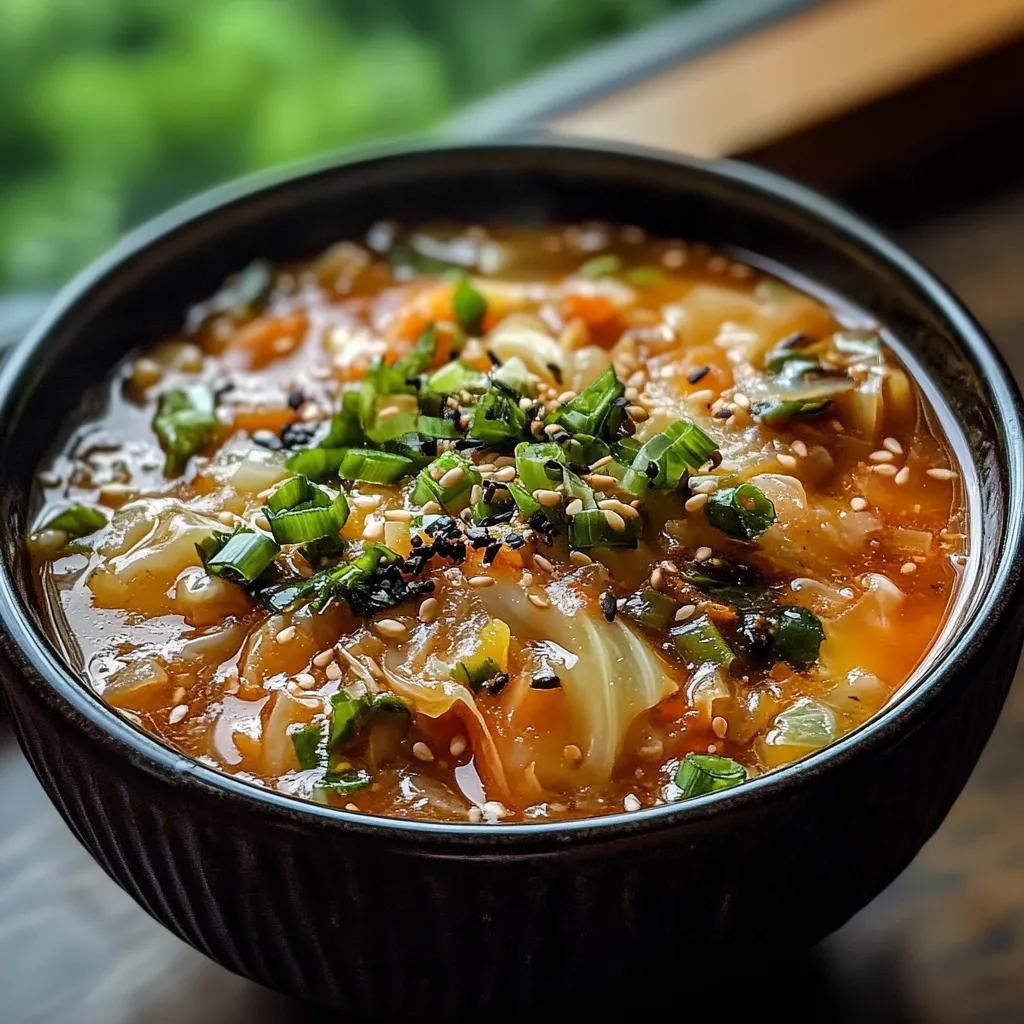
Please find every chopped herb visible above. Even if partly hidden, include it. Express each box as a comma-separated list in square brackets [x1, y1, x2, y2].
[624, 587, 679, 629]
[153, 383, 217, 474]
[579, 254, 622, 278]
[703, 484, 777, 541]
[768, 606, 825, 668]
[320, 768, 373, 795]
[752, 398, 832, 424]
[626, 265, 667, 287]
[469, 379, 529, 447]
[453, 277, 487, 335]
[262, 474, 349, 545]
[621, 418, 717, 494]
[197, 525, 279, 585]
[675, 753, 746, 798]
[671, 613, 734, 671]
[411, 451, 480, 512]
[329, 689, 409, 749]
[290, 722, 324, 770]
[545, 366, 625, 440]
[41, 504, 108, 541]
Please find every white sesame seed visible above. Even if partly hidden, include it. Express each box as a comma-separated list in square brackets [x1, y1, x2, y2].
[438, 466, 465, 490]
[353, 494, 383, 510]
[313, 649, 334, 668]
[650, 568, 663, 590]
[533, 554, 554, 574]
[900, 561, 918, 575]
[171, 686, 187, 705]
[449, 735, 467, 757]
[732, 392, 751, 411]
[712, 716, 728, 739]
[926, 467, 955, 481]
[384, 508, 414, 522]
[492, 466, 516, 483]
[791, 439, 808, 458]
[475, 463, 496, 474]
[626, 404, 649, 422]
[586, 474, 618, 490]
[468, 575, 495, 588]
[168, 704, 189, 725]
[518, 397, 533, 411]
[872, 464, 898, 477]
[470, 484, 483, 504]
[254, 513, 270, 531]
[883, 437, 903, 455]
[295, 673, 317, 690]
[375, 618, 409, 640]
[693, 479, 718, 494]
[623, 794, 642, 813]
[687, 388, 715, 405]
[777, 453, 797, 469]
[345, 803, 359, 811]
[589, 455, 614, 471]
[565, 498, 584, 516]
[684, 493, 709, 513]
[895, 466, 910, 485]
[695, 546, 713, 562]
[534, 489, 562, 508]
[850, 496, 868, 511]
[325, 661, 342, 681]
[543, 423, 563, 436]
[528, 592, 551, 609]
[569, 550, 593, 566]
[557, 390, 577, 404]
[869, 450, 894, 463]
[362, 517, 385, 541]
[217, 510, 235, 525]
[275, 625, 297, 644]
[675, 604, 697, 622]
[418, 597, 440, 623]
[604, 509, 627, 532]
[412, 741, 434, 762]
[420, 500, 442, 515]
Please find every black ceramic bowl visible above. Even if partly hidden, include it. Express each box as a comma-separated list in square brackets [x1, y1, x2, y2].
[1, 141, 1023, 1018]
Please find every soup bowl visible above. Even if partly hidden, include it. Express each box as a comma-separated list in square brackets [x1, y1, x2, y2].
[0, 141, 1022, 1017]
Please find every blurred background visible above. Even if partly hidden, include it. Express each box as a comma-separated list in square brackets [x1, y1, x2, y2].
[3, 0, 1024, 1021]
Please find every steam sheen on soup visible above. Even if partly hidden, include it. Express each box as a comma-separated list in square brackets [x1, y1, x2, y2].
[27, 224, 966, 823]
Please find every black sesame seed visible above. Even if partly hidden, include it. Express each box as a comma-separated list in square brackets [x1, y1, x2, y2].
[253, 430, 283, 450]
[687, 365, 711, 384]
[612, 395, 629, 408]
[600, 591, 617, 622]
[482, 481, 497, 503]
[483, 542, 502, 565]
[547, 362, 564, 385]
[487, 672, 509, 696]
[478, 510, 515, 527]
[709, 449, 723, 468]
[287, 390, 305, 410]
[530, 673, 561, 690]
[644, 460, 659, 480]
[487, 349, 502, 367]
[454, 438, 486, 451]
[713, 406, 733, 420]
[553, 431, 571, 444]
[505, 532, 525, 549]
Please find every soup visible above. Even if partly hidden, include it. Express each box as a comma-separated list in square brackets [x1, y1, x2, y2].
[27, 224, 966, 824]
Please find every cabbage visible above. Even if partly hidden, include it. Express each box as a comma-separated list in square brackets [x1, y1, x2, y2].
[485, 314, 566, 383]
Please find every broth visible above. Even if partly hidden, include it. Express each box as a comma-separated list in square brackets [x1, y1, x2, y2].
[27, 223, 966, 823]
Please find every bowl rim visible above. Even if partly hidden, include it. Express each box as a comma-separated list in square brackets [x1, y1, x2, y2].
[2, 136, 1023, 848]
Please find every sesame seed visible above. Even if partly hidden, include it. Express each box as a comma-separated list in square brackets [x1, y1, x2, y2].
[695, 546, 713, 562]
[565, 498, 584, 516]
[926, 467, 955, 481]
[623, 794, 642, 813]
[325, 661, 342, 681]
[693, 479, 718, 494]
[217, 510, 235, 525]
[688, 388, 715, 405]
[362, 517, 385, 541]
[777, 453, 797, 469]
[569, 550, 592, 566]
[418, 597, 440, 623]
[639, 739, 665, 761]
[475, 463, 496, 474]
[254, 513, 270, 531]
[168, 704, 189, 725]
[900, 561, 918, 575]
[275, 625, 296, 644]
[791, 439, 808, 458]
[468, 806, 483, 823]
[377, 405, 401, 420]
[346, 803, 359, 812]
[563, 744, 583, 766]
[850, 496, 868, 511]
[528, 591, 551, 609]
[872, 464, 898, 477]
[519, 397, 533, 411]
[883, 437, 903, 455]
[557, 390, 577, 404]
[543, 423, 563, 436]
[420, 500, 442, 515]
[384, 508, 415, 523]
[604, 509, 627, 532]
[530, 420, 546, 438]
[712, 716, 728, 739]
[412, 741, 434, 762]
[438, 466, 465, 490]
[492, 466, 516, 483]
[533, 554, 554, 573]
[353, 494, 383, 510]
[449, 735, 467, 757]
[470, 484, 483, 504]
[626, 404, 649, 422]
[313, 649, 334, 668]
[869, 450, 894, 463]
[375, 618, 409, 640]
[590, 455, 614, 471]
[675, 604, 697, 622]
[650, 568, 663, 590]
[685, 493, 709, 512]
[534, 489, 562, 508]
[732, 392, 751, 411]
[468, 575, 495, 588]
[171, 686, 187, 704]
[295, 673, 317, 690]
[586, 474, 618, 490]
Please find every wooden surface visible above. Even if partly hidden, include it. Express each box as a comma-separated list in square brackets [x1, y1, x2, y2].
[553, 0, 1024, 160]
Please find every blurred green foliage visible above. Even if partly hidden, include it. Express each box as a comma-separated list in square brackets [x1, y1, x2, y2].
[0, 0, 692, 291]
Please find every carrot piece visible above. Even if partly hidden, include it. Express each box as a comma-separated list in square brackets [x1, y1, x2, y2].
[230, 406, 297, 435]
[229, 313, 309, 369]
[561, 293, 618, 328]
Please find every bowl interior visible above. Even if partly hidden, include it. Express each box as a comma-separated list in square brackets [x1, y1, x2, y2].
[0, 142, 1019, 828]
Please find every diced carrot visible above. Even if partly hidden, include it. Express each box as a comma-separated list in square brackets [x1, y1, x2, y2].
[229, 313, 309, 369]
[230, 406, 297, 435]
[561, 293, 618, 327]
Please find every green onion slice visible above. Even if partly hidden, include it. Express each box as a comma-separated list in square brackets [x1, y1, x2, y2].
[621, 418, 717, 493]
[320, 769, 373, 795]
[768, 606, 825, 668]
[262, 474, 349, 545]
[197, 525, 279, 585]
[545, 366, 625, 439]
[568, 508, 639, 550]
[453, 278, 488, 335]
[675, 752, 747, 798]
[329, 690, 409, 748]
[411, 451, 480, 512]
[153, 383, 217, 475]
[470, 380, 528, 447]
[623, 587, 679, 629]
[703, 483, 777, 541]
[671, 613, 734, 671]
[514, 441, 565, 495]
[290, 722, 324, 770]
[425, 359, 489, 395]
[752, 398, 832, 424]
[41, 504, 108, 540]
[578, 254, 622, 278]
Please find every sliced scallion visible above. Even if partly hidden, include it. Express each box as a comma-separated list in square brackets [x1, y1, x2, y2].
[703, 483, 777, 541]
[671, 613, 734, 670]
[424, 360, 489, 395]
[675, 753, 746, 798]
[197, 525, 279, 585]
[514, 441, 565, 495]
[41, 504, 108, 540]
[262, 474, 349, 545]
[153, 383, 217, 475]
[578, 254, 622, 278]
[621, 418, 717, 494]
[411, 451, 481, 512]
[752, 398, 832, 424]
[568, 508, 639, 549]
[290, 722, 324, 770]
[335, 448, 413, 484]
[453, 278, 488, 335]
[768, 606, 825, 668]
[623, 587, 679, 629]
[470, 379, 528, 447]
[545, 366, 625, 439]
[320, 769, 372, 795]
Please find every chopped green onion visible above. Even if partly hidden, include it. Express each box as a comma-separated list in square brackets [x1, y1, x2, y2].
[621, 418, 717, 493]
[416, 415, 460, 440]
[470, 380, 528, 447]
[493, 356, 532, 396]
[623, 587, 679, 629]
[568, 508, 639, 549]
[514, 441, 565, 495]
[675, 753, 746, 798]
[393, 323, 439, 377]
[335, 448, 413, 484]
[451, 657, 502, 690]
[626, 265, 667, 287]
[768, 606, 825, 667]
[425, 359, 489, 395]
[320, 769, 372, 795]
[290, 722, 324, 770]
[767, 697, 836, 751]
[197, 525, 279, 585]
[300, 542, 403, 614]
[41, 504, 108, 540]
[299, 533, 346, 569]
[703, 484, 777, 541]
[508, 480, 542, 520]
[671, 613, 734, 670]
[366, 408, 419, 444]
[579, 254, 622, 278]
[329, 690, 409, 748]
[153, 383, 217, 475]
[545, 366, 625, 439]
[383, 433, 439, 466]
[411, 452, 480, 511]
[453, 277, 487, 334]
[752, 398, 832, 424]
[262, 474, 349, 545]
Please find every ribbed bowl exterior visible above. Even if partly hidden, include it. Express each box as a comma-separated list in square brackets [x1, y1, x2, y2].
[3, 618, 1020, 1017]
[1, 142, 1023, 1018]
